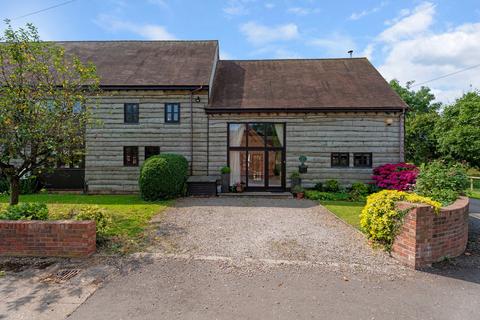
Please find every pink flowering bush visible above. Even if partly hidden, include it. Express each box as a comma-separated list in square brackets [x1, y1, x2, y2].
[372, 163, 419, 191]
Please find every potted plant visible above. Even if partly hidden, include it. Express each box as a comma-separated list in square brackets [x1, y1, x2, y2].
[220, 166, 231, 193]
[298, 155, 308, 173]
[292, 185, 305, 199]
[290, 171, 301, 189]
[235, 182, 244, 193]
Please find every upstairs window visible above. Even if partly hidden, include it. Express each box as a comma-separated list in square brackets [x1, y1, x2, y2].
[331, 153, 349, 167]
[353, 153, 372, 168]
[124, 146, 139, 166]
[165, 103, 180, 123]
[124, 103, 139, 123]
[145, 146, 160, 160]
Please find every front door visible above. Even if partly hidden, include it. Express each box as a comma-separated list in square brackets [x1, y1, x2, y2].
[228, 122, 286, 191]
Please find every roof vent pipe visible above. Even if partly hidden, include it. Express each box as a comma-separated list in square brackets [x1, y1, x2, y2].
[348, 50, 353, 58]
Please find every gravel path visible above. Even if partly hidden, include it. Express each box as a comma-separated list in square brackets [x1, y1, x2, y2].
[150, 197, 403, 275]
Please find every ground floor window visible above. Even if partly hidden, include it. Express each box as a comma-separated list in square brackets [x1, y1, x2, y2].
[145, 146, 160, 160]
[331, 153, 349, 167]
[124, 146, 139, 166]
[353, 153, 372, 168]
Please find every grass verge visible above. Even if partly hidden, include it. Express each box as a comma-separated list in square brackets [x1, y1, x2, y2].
[0, 194, 171, 253]
[319, 200, 364, 229]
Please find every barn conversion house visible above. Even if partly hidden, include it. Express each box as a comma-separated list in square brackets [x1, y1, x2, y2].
[48, 40, 407, 194]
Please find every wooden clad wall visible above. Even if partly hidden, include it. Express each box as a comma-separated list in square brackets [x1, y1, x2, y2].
[85, 90, 208, 193]
[208, 112, 403, 187]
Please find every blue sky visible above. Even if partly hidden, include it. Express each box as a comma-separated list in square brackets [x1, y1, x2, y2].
[2, 0, 480, 103]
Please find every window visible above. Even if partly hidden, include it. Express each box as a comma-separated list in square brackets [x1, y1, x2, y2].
[124, 146, 139, 166]
[354, 153, 372, 168]
[124, 103, 139, 123]
[165, 103, 180, 123]
[331, 153, 349, 167]
[145, 146, 160, 160]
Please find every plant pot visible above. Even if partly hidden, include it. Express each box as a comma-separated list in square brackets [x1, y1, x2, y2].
[298, 164, 308, 174]
[236, 185, 243, 193]
[221, 173, 230, 193]
[296, 192, 304, 199]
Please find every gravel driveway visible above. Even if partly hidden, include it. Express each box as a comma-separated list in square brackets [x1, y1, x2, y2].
[151, 197, 402, 274]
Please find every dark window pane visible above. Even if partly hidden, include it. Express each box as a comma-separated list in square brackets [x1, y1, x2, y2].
[165, 103, 180, 123]
[353, 153, 372, 168]
[145, 146, 160, 160]
[331, 153, 349, 167]
[124, 103, 139, 123]
[266, 124, 284, 147]
[124, 146, 139, 166]
[248, 123, 265, 147]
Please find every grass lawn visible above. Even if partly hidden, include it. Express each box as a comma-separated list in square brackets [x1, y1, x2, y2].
[320, 200, 364, 229]
[0, 194, 171, 253]
[467, 190, 480, 200]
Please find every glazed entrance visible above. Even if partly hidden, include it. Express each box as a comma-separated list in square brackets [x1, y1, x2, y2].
[227, 123, 286, 191]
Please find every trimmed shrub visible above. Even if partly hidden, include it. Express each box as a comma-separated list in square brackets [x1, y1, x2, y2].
[305, 190, 351, 201]
[415, 160, 468, 206]
[313, 182, 323, 191]
[360, 190, 441, 251]
[0, 203, 48, 220]
[220, 166, 231, 174]
[323, 179, 340, 192]
[372, 163, 418, 191]
[139, 153, 189, 200]
[349, 182, 369, 201]
[74, 206, 112, 241]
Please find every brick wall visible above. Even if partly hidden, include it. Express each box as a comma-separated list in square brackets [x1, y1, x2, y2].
[0, 220, 96, 258]
[392, 197, 469, 269]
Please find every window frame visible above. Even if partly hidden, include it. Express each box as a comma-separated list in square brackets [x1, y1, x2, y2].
[123, 146, 139, 167]
[331, 152, 350, 168]
[145, 146, 160, 160]
[164, 103, 180, 124]
[353, 152, 373, 168]
[124, 103, 139, 124]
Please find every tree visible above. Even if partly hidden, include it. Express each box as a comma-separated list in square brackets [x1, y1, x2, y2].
[0, 21, 99, 205]
[436, 91, 480, 168]
[389, 80, 441, 164]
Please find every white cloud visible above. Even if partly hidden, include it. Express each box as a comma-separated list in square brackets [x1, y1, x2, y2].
[240, 21, 299, 45]
[379, 2, 435, 42]
[220, 50, 234, 60]
[223, 0, 254, 16]
[287, 7, 320, 16]
[309, 34, 356, 57]
[368, 2, 480, 103]
[349, 1, 387, 20]
[265, 3, 275, 9]
[95, 14, 176, 40]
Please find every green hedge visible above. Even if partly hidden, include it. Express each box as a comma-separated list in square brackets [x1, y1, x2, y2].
[139, 154, 189, 201]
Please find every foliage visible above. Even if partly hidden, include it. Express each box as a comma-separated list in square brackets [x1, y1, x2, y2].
[323, 179, 340, 192]
[389, 80, 441, 115]
[220, 166, 231, 174]
[289, 171, 300, 179]
[74, 206, 112, 240]
[390, 80, 441, 164]
[360, 190, 441, 251]
[405, 112, 440, 165]
[0, 176, 8, 194]
[292, 185, 304, 194]
[305, 190, 350, 201]
[415, 160, 469, 206]
[349, 182, 369, 201]
[435, 91, 480, 168]
[372, 163, 419, 191]
[313, 182, 323, 191]
[139, 154, 189, 201]
[0, 21, 99, 205]
[0, 203, 48, 220]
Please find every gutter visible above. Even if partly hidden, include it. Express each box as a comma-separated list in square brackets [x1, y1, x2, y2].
[204, 107, 407, 114]
[189, 86, 204, 176]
